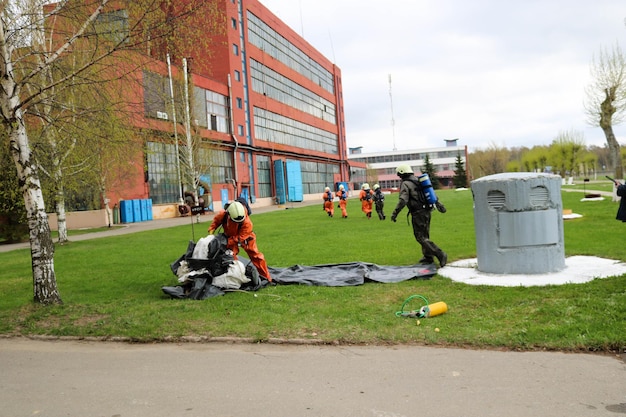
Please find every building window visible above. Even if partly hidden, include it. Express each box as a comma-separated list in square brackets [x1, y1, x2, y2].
[234, 70, 241, 81]
[256, 155, 272, 198]
[236, 97, 243, 108]
[94, 9, 129, 44]
[300, 161, 339, 194]
[192, 88, 230, 133]
[253, 107, 338, 154]
[249, 59, 336, 124]
[198, 148, 233, 184]
[237, 124, 244, 136]
[143, 70, 180, 120]
[146, 141, 180, 204]
[247, 12, 334, 94]
[231, 17, 237, 29]
[233, 44, 239, 56]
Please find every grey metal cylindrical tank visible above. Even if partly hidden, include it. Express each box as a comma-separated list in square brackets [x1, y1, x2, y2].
[471, 172, 565, 274]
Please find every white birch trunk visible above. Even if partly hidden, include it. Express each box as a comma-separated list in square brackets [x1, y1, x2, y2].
[55, 180, 69, 244]
[0, 16, 62, 304]
[9, 117, 62, 304]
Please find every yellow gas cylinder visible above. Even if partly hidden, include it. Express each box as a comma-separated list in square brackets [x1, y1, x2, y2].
[420, 301, 448, 318]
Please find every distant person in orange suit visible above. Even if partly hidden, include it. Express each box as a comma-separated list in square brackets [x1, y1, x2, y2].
[322, 186, 334, 217]
[359, 183, 373, 219]
[336, 184, 348, 218]
[208, 201, 272, 281]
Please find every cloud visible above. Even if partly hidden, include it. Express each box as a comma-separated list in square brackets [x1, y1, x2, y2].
[259, 0, 626, 152]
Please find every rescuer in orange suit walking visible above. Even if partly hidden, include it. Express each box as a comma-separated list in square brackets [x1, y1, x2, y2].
[336, 184, 348, 218]
[359, 183, 374, 219]
[322, 186, 334, 217]
[208, 201, 272, 281]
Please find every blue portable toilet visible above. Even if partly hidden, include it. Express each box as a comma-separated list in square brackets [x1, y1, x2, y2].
[139, 199, 148, 221]
[220, 188, 230, 210]
[274, 160, 286, 204]
[240, 187, 249, 203]
[146, 199, 153, 220]
[285, 160, 303, 202]
[119, 200, 134, 223]
[132, 199, 141, 222]
[335, 182, 348, 192]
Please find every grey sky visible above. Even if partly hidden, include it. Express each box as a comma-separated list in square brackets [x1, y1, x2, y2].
[259, 0, 626, 152]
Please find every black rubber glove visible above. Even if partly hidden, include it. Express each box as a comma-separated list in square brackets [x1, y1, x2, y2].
[435, 201, 447, 213]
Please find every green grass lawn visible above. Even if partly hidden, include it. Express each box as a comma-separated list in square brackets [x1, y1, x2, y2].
[0, 189, 624, 353]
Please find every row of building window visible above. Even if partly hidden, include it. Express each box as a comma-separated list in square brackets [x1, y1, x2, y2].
[376, 165, 451, 176]
[147, 140, 340, 203]
[246, 12, 334, 95]
[253, 107, 338, 154]
[249, 59, 336, 124]
[350, 149, 463, 164]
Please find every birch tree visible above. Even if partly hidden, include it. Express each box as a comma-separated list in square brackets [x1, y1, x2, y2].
[0, 0, 212, 304]
[584, 42, 626, 180]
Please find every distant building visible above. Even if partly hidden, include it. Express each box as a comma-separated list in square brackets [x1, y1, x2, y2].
[348, 139, 468, 189]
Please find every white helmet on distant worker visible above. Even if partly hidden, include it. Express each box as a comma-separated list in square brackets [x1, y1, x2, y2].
[396, 164, 413, 176]
[339, 184, 345, 190]
[362, 183, 370, 190]
[325, 186, 330, 192]
[373, 184, 380, 190]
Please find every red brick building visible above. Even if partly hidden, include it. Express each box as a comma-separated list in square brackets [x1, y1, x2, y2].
[101, 0, 356, 218]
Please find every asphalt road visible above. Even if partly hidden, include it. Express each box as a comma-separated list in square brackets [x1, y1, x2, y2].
[1, 338, 625, 417]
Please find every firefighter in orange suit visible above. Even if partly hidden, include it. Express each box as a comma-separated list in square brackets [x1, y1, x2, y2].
[208, 201, 272, 281]
[322, 186, 334, 217]
[359, 183, 374, 219]
[336, 184, 348, 218]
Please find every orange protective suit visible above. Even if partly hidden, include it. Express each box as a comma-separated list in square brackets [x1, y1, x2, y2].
[208, 210, 272, 281]
[336, 188, 348, 218]
[322, 190, 334, 217]
[359, 189, 373, 219]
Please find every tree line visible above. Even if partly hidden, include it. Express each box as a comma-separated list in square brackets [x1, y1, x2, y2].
[467, 131, 625, 180]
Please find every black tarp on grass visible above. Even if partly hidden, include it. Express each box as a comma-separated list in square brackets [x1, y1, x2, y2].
[268, 262, 437, 286]
[162, 237, 438, 299]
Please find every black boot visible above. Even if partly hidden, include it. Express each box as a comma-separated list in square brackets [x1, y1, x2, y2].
[436, 251, 448, 268]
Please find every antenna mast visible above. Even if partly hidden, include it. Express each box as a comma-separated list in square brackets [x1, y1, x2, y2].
[388, 74, 397, 151]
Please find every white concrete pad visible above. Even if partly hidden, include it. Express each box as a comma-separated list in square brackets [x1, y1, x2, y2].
[438, 256, 626, 286]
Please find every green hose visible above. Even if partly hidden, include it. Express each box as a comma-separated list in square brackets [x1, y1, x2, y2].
[395, 294, 428, 318]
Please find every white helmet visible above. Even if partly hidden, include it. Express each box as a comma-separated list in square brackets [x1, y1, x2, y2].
[396, 164, 413, 176]
[226, 201, 246, 222]
[362, 183, 370, 190]
[324, 186, 330, 192]
[373, 184, 380, 190]
[339, 184, 345, 190]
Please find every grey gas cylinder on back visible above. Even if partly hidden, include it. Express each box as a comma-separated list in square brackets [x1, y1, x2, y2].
[471, 172, 565, 274]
